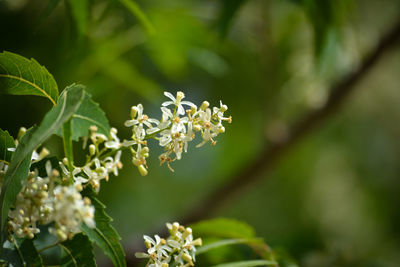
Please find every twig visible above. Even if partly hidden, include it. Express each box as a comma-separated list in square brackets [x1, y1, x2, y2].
[124, 18, 400, 267]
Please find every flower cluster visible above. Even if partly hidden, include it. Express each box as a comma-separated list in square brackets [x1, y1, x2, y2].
[7, 161, 95, 241]
[125, 91, 231, 173]
[4, 91, 231, 242]
[59, 126, 126, 191]
[136, 222, 202, 267]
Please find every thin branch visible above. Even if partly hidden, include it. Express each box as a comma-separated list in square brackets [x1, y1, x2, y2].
[180, 18, 400, 226]
[125, 18, 400, 266]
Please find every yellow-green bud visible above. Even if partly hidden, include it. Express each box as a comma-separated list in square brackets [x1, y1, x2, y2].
[190, 105, 197, 114]
[171, 222, 179, 235]
[138, 165, 148, 176]
[200, 101, 209, 110]
[89, 144, 96, 156]
[182, 227, 192, 239]
[145, 240, 152, 249]
[192, 238, 202, 246]
[220, 104, 228, 112]
[176, 91, 185, 103]
[182, 253, 192, 263]
[131, 106, 138, 119]
[18, 127, 27, 139]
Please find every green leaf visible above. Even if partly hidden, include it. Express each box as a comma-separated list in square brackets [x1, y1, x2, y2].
[210, 260, 278, 267]
[0, 85, 84, 238]
[0, 239, 43, 266]
[66, 0, 89, 37]
[19, 239, 44, 267]
[60, 233, 96, 267]
[119, 0, 155, 35]
[0, 129, 15, 164]
[0, 51, 59, 105]
[190, 218, 255, 239]
[69, 87, 110, 141]
[196, 238, 264, 255]
[81, 189, 126, 267]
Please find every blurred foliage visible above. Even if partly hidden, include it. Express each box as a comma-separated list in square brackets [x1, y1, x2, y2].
[1, 0, 400, 266]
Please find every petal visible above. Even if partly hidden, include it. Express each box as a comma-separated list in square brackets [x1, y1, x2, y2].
[181, 101, 196, 107]
[164, 91, 175, 101]
[162, 100, 174, 107]
[177, 105, 185, 115]
[124, 120, 138, 127]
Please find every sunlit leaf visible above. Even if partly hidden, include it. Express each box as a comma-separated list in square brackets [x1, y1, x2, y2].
[0, 85, 84, 238]
[0, 129, 15, 164]
[0, 51, 59, 105]
[81, 189, 126, 267]
[60, 233, 96, 267]
[70, 87, 110, 140]
[190, 218, 255, 239]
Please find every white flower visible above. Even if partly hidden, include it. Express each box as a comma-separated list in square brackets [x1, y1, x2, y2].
[105, 128, 121, 149]
[162, 91, 195, 116]
[125, 104, 159, 129]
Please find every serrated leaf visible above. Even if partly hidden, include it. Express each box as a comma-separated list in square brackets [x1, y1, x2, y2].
[210, 260, 278, 267]
[196, 238, 264, 256]
[19, 239, 44, 267]
[0, 85, 84, 239]
[60, 233, 96, 267]
[69, 87, 110, 141]
[0, 51, 59, 105]
[0, 129, 15, 164]
[0, 239, 43, 266]
[190, 218, 255, 239]
[81, 189, 126, 267]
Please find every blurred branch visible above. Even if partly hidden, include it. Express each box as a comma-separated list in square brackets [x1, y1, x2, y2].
[124, 18, 400, 267]
[180, 18, 400, 225]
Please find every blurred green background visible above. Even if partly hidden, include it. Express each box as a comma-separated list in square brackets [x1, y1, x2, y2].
[1, 0, 400, 266]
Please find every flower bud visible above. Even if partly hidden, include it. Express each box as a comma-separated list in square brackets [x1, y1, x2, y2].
[220, 104, 228, 112]
[89, 144, 96, 156]
[190, 105, 197, 114]
[200, 101, 209, 110]
[192, 238, 202, 246]
[138, 165, 148, 176]
[176, 91, 185, 103]
[171, 222, 179, 236]
[182, 253, 192, 263]
[18, 127, 27, 139]
[182, 227, 192, 239]
[39, 148, 50, 159]
[131, 106, 138, 119]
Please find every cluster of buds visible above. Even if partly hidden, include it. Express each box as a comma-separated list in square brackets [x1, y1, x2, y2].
[136, 222, 202, 267]
[7, 161, 95, 241]
[125, 91, 231, 172]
